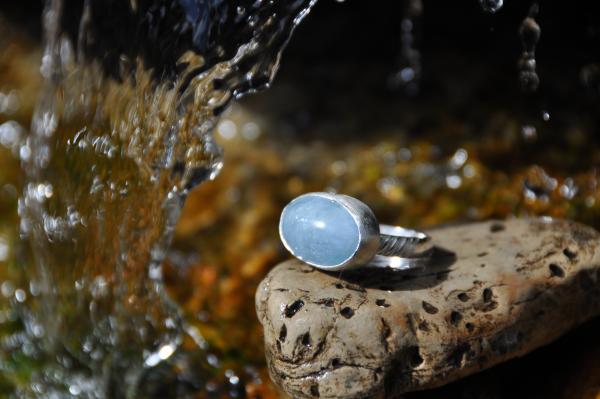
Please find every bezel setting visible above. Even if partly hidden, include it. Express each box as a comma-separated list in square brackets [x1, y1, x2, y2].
[279, 192, 380, 271]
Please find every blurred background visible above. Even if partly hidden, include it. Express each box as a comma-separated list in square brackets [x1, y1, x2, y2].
[0, 0, 599, 398]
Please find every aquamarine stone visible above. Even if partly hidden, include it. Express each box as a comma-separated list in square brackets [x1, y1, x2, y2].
[280, 194, 360, 267]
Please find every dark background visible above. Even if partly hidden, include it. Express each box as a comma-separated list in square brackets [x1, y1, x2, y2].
[4, 0, 600, 89]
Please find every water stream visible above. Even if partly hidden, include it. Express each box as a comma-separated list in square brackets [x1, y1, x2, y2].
[17, 1, 315, 397]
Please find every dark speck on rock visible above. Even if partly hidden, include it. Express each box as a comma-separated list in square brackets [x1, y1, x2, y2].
[483, 288, 493, 303]
[376, 299, 390, 307]
[284, 299, 305, 318]
[422, 301, 439, 314]
[450, 311, 463, 326]
[310, 384, 319, 397]
[301, 332, 311, 346]
[490, 223, 506, 232]
[563, 248, 577, 260]
[340, 307, 355, 319]
[279, 324, 287, 342]
[549, 263, 565, 278]
[458, 293, 469, 302]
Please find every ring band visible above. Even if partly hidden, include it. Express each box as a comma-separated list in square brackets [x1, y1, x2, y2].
[373, 225, 433, 270]
[378, 225, 429, 256]
[279, 192, 432, 271]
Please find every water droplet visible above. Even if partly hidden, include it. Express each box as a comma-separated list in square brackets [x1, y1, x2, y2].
[479, 0, 503, 13]
[580, 64, 600, 94]
[389, 0, 422, 95]
[377, 177, 405, 201]
[0, 91, 21, 115]
[206, 381, 219, 393]
[0, 121, 24, 152]
[446, 175, 462, 189]
[521, 125, 537, 142]
[241, 122, 261, 140]
[523, 166, 557, 202]
[585, 196, 596, 207]
[217, 119, 238, 140]
[158, 343, 176, 360]
[450, 148, 468, 169]
[398, 147, 412, 161]
[29, 281, 40, 296]
[330, 160, 348, 176]
[68, 385, 81, 395]
[207, 353, 220, 367]
[1, 281, 15, 297]
[463, 164, 476, 178]
[559, 178, 578, 199]
[0, 236, 8, 262]
[15, 289, 27, 303]
[541, 110, 550, 121]
[518, 4, 541, 92]
[19, 144, 31, 161]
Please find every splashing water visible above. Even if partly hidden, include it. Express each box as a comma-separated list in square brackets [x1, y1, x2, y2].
[518, 3, 541, 92]
[388, 0, 422, 95]
[17, 0, 316, 397]
[479, 0, 503, 14]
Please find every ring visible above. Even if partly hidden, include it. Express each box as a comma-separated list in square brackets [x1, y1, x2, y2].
[279, 192, 432, 271]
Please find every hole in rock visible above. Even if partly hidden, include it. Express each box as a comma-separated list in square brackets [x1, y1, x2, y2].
[549, 263, 565, 278]
[340, 307, 355, 319]
[422, 301, 439, 314]
[279, 324, 287, 342]
[450, 311, 463, 326]
[483, 288, 493, 303]
[408, 346, 424, 368]
[563, 248, 577, 260]
[490, 223, 505, 232]
[301, 332, 311, 346]
[284, 299, 305, 318]
[376, 299, 390, 307]
[310, 384, 320, 397]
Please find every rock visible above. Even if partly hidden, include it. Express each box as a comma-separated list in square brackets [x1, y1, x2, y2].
[255, 218, 600, 399]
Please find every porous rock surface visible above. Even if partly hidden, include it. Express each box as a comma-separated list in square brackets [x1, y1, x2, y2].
[255, 218, 600, 398]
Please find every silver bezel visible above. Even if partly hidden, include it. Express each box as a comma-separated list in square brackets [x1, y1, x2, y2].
[279, 192, 380, 271]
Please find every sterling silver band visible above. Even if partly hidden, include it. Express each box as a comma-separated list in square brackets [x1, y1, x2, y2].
[370, 224, 433, 270]
[378, 225, 429, 256]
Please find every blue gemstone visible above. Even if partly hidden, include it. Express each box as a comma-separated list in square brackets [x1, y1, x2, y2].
[280, 194, 360, 267]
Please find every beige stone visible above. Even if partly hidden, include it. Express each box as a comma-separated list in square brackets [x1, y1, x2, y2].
[256, 218, 600, 398]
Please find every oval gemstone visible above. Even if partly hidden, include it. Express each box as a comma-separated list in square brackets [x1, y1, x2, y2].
[280, 194, 360, 267]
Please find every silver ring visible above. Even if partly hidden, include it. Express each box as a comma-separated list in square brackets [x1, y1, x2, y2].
[279, 192, 432, 271]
